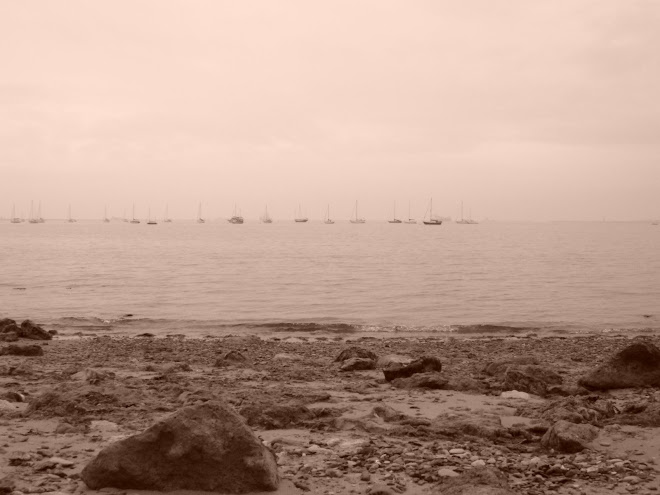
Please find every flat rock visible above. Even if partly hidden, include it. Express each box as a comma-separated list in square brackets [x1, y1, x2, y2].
[340, 357, 375, 371]
[541, 420, 600, 453]
[81, 401, 279, 492]
[334, 346, 377, 362]
[437, 467, 516, 495]
[382, 355, 442, 381]
[578, 340, 660, 390]
[391, 372, 448, 389]
[0, 344, 44, 356]
[503, 365, 562, 397]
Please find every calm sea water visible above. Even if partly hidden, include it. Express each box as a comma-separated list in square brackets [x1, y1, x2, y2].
[1, 220, 659, 338]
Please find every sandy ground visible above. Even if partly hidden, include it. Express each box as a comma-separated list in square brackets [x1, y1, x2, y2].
[2, 332, 660, 494]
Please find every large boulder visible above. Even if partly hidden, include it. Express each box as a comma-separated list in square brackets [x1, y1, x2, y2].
[0, 318, 19, 334]
[335, 346, 377, 362]
[503, 365, 563, 397]
[81, 401, 278, 492]
[578, 341, 660, 390]
[17, 320, 52, 341]
[541, 420, 599, 453]
[382, 356, 442, 382]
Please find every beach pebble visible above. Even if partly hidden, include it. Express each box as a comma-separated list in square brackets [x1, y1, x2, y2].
[437, 468, 460, 478]
[500, 390, 530, 400]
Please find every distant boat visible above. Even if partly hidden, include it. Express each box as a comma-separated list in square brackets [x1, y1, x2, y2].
[196, 202, 205, 223]
[388, 201, 402, 223]
[456, 201, 472, 224]
[404, 201, 416, 224]
[294, 204, 308, 223]
[28, 201, 39, 223]
[350, 200, 366, 224]
[103, 205, 110, 223]
[147, 208, 157, 225]
[163, 204, 172, 223]
[261, 205, 273, 224]
[130, 204, 140, 224]
[66, 204, 77, 223]
[228, 204, 244, 224]
[36, 201, 45, 223]
[324, 204, 335, 224]
[10, 203, 21, 223]
[423, 198, 442, 226]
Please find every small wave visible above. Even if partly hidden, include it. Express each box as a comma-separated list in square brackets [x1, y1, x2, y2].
[242, 322, 359, 334]
[451, 324, 538, 334]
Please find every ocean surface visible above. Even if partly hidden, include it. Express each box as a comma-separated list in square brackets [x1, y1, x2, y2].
[1, 220, 659, 338]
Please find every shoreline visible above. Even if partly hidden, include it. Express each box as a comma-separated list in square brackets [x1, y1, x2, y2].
[2, 331, 660, 494]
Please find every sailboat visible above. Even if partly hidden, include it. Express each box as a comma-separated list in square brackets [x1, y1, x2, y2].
[294, 204, 308, 223]
[163, 204, 172, 223]
[456, 201, 470, 224]
[324, 204, 335, 224]
[196, 202, 205, 223]
[10, 204, 21, 223]
[228, 204, 244, 224]
[28, 201, 39, 223]
[261, 206, 273, 224]
[103, 205, 110, 223]
[67, 204, 77, 223]
[147, 208, 157, 225]
[423, 198, 442, 226]
[130, 204, 140, 224]
[350, 200, 366, 224]
[388, 202, 402, 223]
[404, 201, 417, 224]
[122, 209, 129, 222]
[36, 202, 45, 223]
[467, 208, 478, 225]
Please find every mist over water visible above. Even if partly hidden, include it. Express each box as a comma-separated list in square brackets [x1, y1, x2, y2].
[1, 221, 659, 337]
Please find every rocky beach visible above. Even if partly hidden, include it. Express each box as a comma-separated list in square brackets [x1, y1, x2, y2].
[2, 318, 660, 495]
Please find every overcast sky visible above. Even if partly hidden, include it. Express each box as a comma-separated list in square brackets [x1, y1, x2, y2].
[2, 1, 659, 221]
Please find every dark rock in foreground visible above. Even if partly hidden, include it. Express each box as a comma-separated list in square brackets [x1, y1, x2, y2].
[382, 356, 442, 381]
[81, 401, 279, 492]
[18, 320, 52, 340]
[541, 420, 599, 453]
[0, 344, 44, 356]
[578, 340, 660, 390]
[335, 346, 377, 362]
[503, 365, 563, 397]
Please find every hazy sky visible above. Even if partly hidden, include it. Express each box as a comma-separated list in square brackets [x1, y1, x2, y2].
[2, 1, 659, 221]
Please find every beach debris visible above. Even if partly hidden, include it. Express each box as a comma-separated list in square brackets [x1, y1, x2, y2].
[0, 344, 44, 356]
[503, 365, 562, 397]
[541, 420, 600, 453]
[391, 372, 448, 389]
[17, 320, 52, 340]
[578, 340, 660, 390]
[335, 346, 377, 362]
[81, 401, 279, 492]
[382, 355, 442, 381]
[340, 357, 376, 371]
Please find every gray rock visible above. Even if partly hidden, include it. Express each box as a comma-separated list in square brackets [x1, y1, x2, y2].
[437, 467, 516, 494]
[0, 344, 44, 356]
[335, 346, 377, 362]
[382, 356, 442, 381]
[340, 358, 376, 371]
[503, 365, 562, 397]
[541, 420, 599, 453]
[391, 372, 448, 389]
[81, 401, 279, 492]
[578, 340, 660, 390]
[18, 320, 52, 340]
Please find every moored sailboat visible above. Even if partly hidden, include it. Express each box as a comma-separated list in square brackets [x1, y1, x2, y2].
[228, 204, 244, 224]
[10, 204, 21, 223]
[404, 201, 416, 224]
[324, 204, 334, 224]
[294, 204, 308, 223]
[103, 205, 110, 223]
[260, 205, 272, 223]
[66, 204, 77, 223]
[28, 201, 39, 223]
[423, 198, 442, 226]
[147, 208, 157, 225]
[388, 201, 402, 223]
[130, 204, 140, 224]
[350, 200, 366, 224]
[163, 204, 173, 223]
[196, 202, 205, 223]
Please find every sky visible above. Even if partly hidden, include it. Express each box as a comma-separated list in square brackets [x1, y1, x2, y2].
[1, 1, 659, 221]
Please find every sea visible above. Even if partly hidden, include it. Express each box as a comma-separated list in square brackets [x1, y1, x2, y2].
[1, 220, 659, 339]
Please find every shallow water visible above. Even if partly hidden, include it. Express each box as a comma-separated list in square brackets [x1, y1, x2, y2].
[1, 220, 659, 337]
